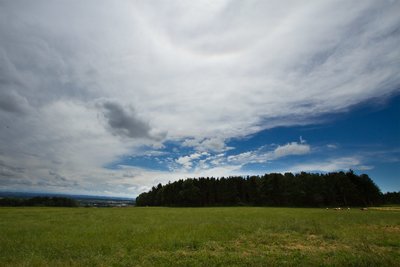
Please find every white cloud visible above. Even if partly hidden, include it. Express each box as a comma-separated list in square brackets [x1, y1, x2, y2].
[274, 142, 311, 158]
[0, 0, 399, 195]
[227, 140, 310, 165]
[182, 137, 233, 152]
[175, 152, 206, 170]
[287, 157, 374, 173]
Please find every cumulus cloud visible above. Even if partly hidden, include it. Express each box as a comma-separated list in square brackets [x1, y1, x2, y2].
[175, 152, 209, 170]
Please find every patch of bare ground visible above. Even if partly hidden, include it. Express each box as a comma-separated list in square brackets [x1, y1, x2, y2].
[226, 232, 351, 255]
[282, 235, 351, 253]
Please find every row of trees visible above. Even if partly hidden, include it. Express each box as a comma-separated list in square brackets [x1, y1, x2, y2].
[136, 171, 384, 207]
[0, 196, 78, 207]
[383, 191, 400, 204]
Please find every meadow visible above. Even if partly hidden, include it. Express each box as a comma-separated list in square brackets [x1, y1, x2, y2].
[0, 207, 399, 266]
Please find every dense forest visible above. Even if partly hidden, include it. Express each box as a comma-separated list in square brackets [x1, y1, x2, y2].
[0, 196, 78, 207]
[383, 191, 400, 204]
[136, 171, 388, 207]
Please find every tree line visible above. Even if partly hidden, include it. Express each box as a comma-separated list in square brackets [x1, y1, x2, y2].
[136, 171, 390, 207]
[383, 191, 400, 204]
[0, 196, 78, 207]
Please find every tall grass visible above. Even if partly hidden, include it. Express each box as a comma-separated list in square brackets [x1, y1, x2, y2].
[0, 207, 399, 266]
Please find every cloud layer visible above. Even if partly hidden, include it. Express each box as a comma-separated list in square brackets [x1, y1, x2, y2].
[0, 0, 399, 196]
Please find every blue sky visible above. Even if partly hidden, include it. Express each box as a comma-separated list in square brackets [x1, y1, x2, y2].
[108, 94, 400, 193]
[0, 1, 399, 197]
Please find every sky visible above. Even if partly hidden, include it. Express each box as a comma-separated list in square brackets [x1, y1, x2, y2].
[0, 0, 399, 197]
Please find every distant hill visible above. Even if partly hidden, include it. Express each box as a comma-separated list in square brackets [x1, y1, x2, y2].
[0, 191, 134, 201]
[0, 192, 135, 207]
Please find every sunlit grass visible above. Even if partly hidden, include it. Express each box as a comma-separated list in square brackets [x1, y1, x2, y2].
[0, 207, 399, 266]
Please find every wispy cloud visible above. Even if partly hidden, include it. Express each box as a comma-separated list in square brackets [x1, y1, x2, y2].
[287, 157, 374, 173]
[227, 140, 310, 165]
[289, 157, 374, 172]
[274, 142, 311, 158]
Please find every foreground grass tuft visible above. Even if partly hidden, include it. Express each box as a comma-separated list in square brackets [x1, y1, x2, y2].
[0, 207, 399, 266]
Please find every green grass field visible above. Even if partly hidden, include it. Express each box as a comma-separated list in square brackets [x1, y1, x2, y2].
[0, 207, 399, 266]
